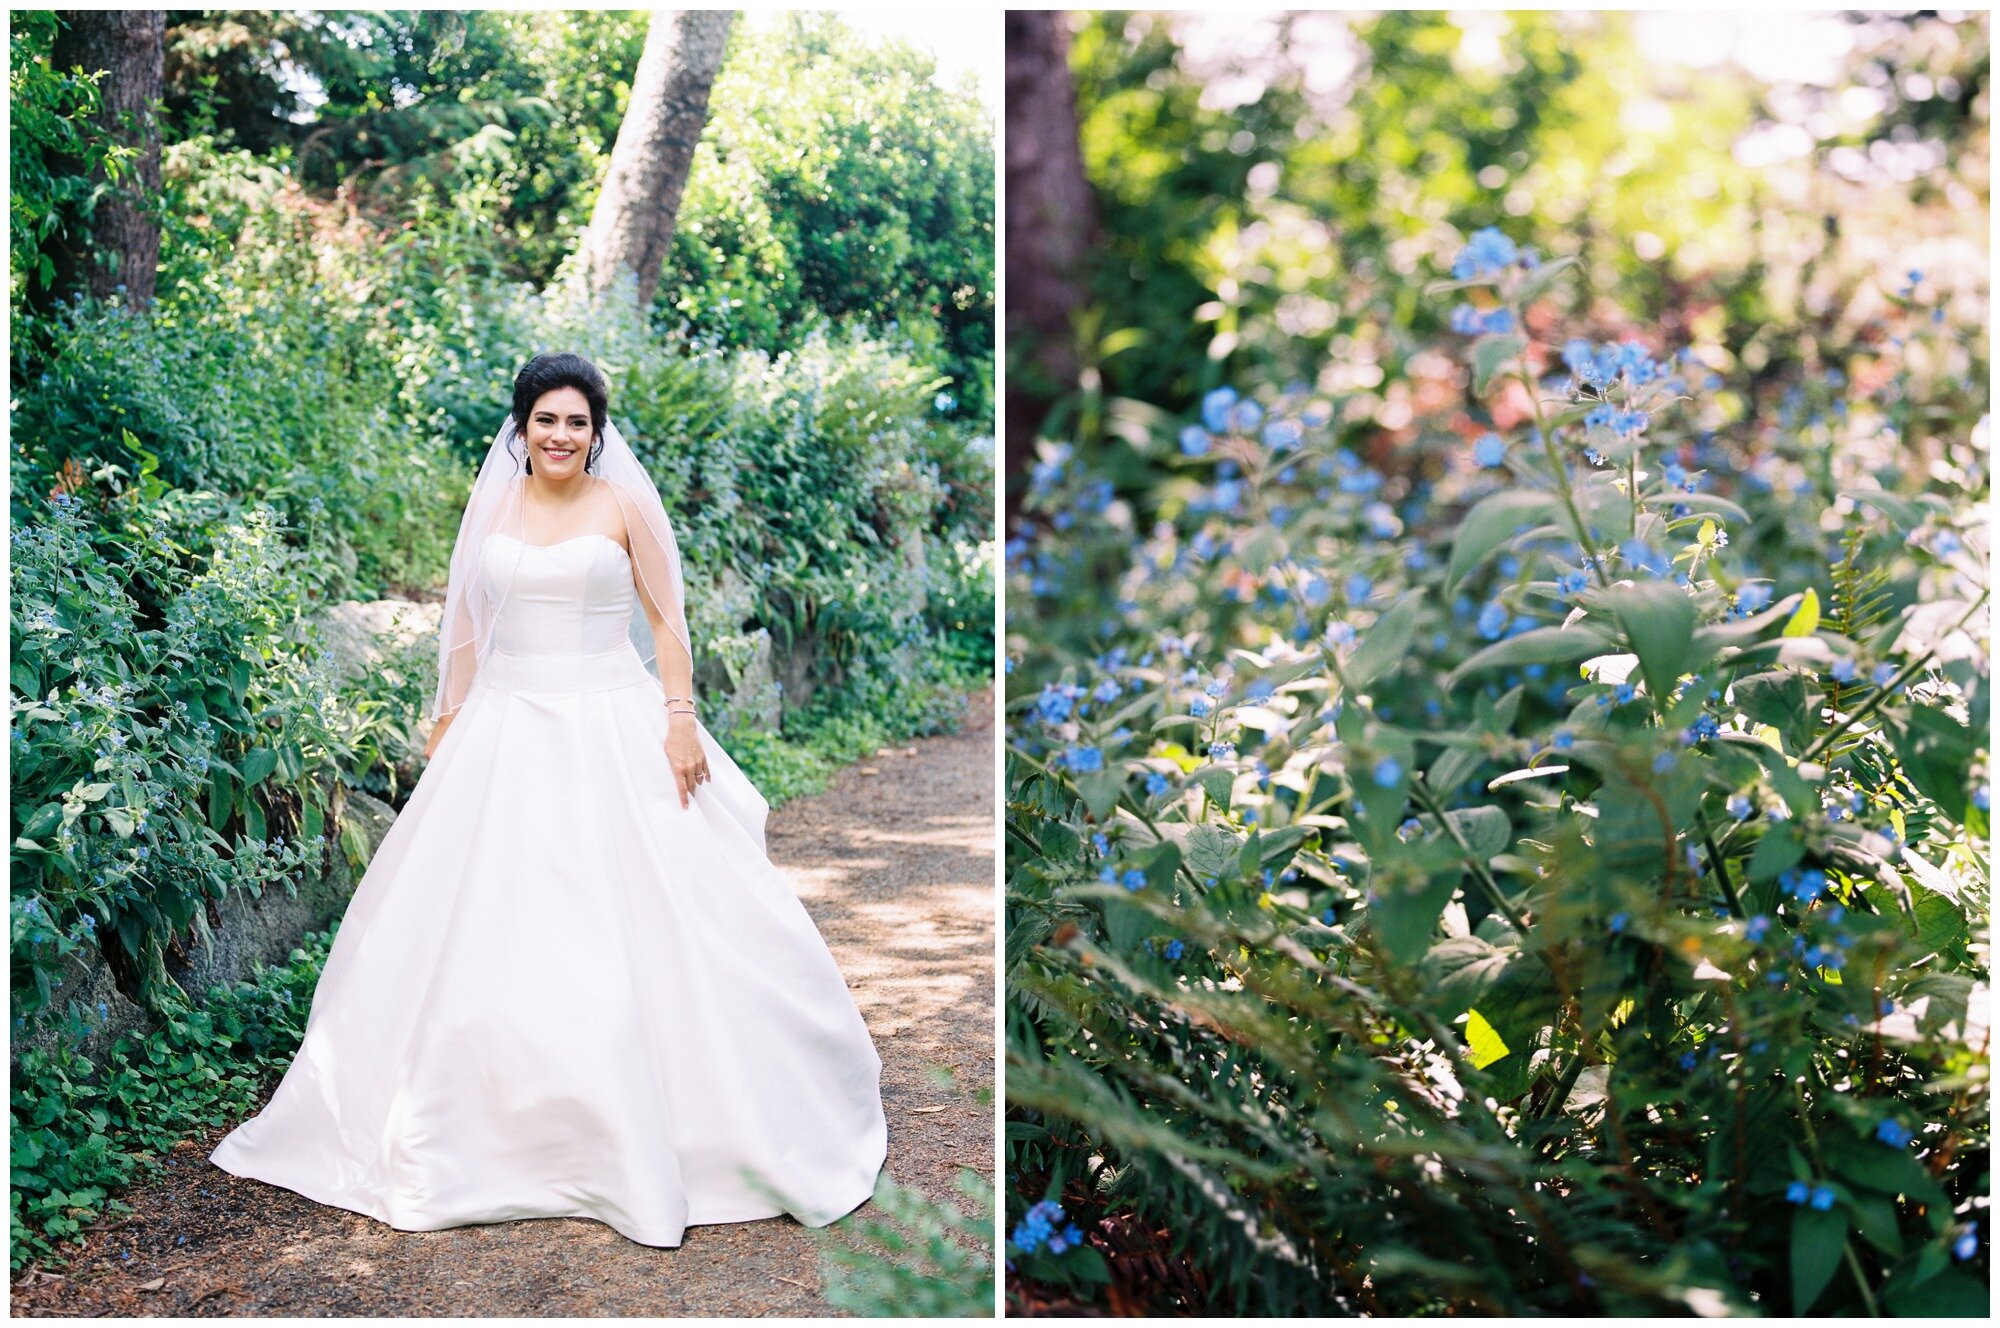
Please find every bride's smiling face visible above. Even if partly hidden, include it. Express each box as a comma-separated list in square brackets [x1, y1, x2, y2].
[524, 387, 596, 479]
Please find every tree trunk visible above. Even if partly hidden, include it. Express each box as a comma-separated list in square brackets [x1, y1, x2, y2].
[1004, 10, 1097, 499]
[580, 9, 734, 312]
[43, 9, 166, 313]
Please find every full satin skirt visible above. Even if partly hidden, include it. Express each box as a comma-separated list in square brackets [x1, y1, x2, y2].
[209, 658, 888, 1246]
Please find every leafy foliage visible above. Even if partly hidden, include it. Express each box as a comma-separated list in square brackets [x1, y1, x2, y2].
[671, 12, 995, 425]
[11, 929, 332, 1271]
[1005, 144, 1987, 1316]
[817, 1170, 995, 1317]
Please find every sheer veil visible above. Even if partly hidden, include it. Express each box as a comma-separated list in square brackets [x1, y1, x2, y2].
[430, 413, 692, 721]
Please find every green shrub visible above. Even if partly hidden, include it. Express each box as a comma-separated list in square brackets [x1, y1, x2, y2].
[11, 928, 332, 1271]
[1004, 240, 1987, 1314]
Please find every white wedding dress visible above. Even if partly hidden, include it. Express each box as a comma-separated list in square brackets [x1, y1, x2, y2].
[210, 531, 887, 1246]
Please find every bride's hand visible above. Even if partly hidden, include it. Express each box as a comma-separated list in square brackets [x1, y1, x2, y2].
[423, 713, 454, 762]
[665, 712, 709, 807]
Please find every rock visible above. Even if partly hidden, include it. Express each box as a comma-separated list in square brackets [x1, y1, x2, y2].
[313, 600, 440, 688]
[10, 788, 397, 1077]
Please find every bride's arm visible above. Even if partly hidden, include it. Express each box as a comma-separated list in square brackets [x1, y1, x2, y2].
[614, 483, 707, 806]
[642, 584, 708, 807]
[425, 593, 479, 760]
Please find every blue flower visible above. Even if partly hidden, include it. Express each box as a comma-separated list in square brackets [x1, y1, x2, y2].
[1954, 1224, 1978, 1260]
[1620, 540, 1672, 578]
[1452, 226, 1519, 280]
[1727, 794, 1753, 821]
[1476, 600, 1510, 641]
[1261, 418, 1302, 450]
[1609, 912, 1629, 933]
[1831, 656, 1858, 683]
[1786, 1181, 1810, 1205]
[1063, 746, 1104, 773]
[1012, 1198, 1071, 1254]
[1551, 729, 1575, 751]
[1734, 584, 1773, 617]
[1809, 1185, 1836, 1211]
[1346, 572, 1374, 603]
[1474, 432, 1507, 467]
[1372, 756, 1403, 788]
[1746, 915, 1771, 942]
[1875, 1118, 1912, 1148]
[1202, 387, 1239, 434]
[1121, 869, 1147, 892]
[1320, 908, 1337, 925]
[1871, 663, 1899, 687]
[1145, 771, 1170, 797]
[1164, 939, 1185, 961]
[1189, 696, 1212, 718]
[1653, 751, 1677, 773]
[1178, 425, 1211, 457]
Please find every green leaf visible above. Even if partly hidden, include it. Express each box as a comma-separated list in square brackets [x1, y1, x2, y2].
[1653, 491, 1750, 525]
[1782, 587, 1821, 638]
[1472, 334, 1527, 394]
[1840, 487, 1928, 532]
[1790, 1207, 1847, 1314]
[1883, 1270, 1988, 1317]
[1463, 1008, 1510, 1068]
[1891, 704, 1976, 824]
[1190, 766, 1234, 811]
[1746, 824, 1806, 884]
[1428, 687, 1523, 797]
[1443, 489, 1561, 594]
[1734, 671, 1811, 754]
[1440, 805, 1511, 860]
[1185, 826, 1242, 884]
[1346, 591, 1425, 689]
[1448, 622, 1618, 686]
[1593, 581, 1696, 707]
[1075, 768, 1122, 820]
[1371, 866, 1458, 965]
[240, 747, 279, 787]
[1514, 254, 1579, 306]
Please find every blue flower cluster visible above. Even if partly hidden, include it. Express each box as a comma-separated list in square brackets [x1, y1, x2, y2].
[1452, 227, 1521, 280]
[1563, 338, 1666, 389]
[1011, 1198, 1086, 1255]
[1779, 866, 1829, 905]
[1450, 304, 1516, 336]
[1786, 1181, 1837, 1210]
[1874, 1118, 1913, 1148]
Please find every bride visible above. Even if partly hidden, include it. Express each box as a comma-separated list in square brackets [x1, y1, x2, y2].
[209, 352, 888, 1247]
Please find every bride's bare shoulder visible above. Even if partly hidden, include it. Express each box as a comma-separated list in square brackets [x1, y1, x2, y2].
[594, 475, 634, 553]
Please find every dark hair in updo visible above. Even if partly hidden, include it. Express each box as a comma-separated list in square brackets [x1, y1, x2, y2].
[509, 352, 610, 473]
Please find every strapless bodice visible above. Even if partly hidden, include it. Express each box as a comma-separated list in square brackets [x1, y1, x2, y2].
[475, 533, 654, 693]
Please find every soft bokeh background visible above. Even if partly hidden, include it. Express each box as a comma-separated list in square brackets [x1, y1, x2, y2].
[1003, 10, 1987, 1317]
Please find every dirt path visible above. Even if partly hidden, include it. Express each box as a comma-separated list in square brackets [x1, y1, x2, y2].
[10, 692, 996, 1318]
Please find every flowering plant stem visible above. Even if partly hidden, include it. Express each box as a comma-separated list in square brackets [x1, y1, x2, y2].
[1513, 351, 1612, 591]
[1800, 587, 1988, 764]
